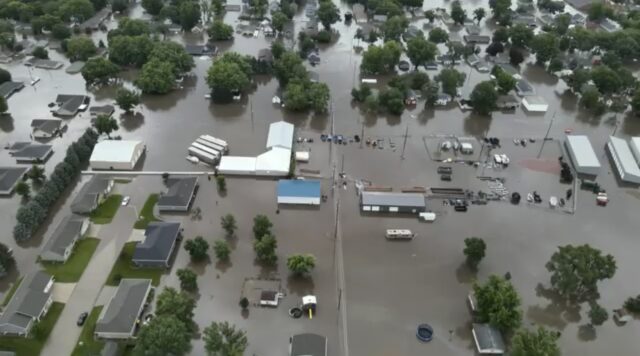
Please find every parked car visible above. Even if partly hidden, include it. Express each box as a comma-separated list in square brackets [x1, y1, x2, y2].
[121, 196, 131, 206]
[77, 312, 88, 326]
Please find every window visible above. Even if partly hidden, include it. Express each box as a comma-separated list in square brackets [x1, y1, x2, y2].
[371, 206, 380, 212]
[362, 206, 371, 211]
[389, 207, 399, 212]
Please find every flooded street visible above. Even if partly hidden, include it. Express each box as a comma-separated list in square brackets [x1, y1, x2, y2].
[1, 0, 640, 354]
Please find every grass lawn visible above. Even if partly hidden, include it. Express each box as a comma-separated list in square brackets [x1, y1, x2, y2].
[71, 306, 104, 356]
[1, 277, 23, 307]
[133, 194, 160, 229]
[90, 195, 123, 225]
[0, 302, 65, 356]
[105, 242, 163, 286]
[41, 238, 100, 283]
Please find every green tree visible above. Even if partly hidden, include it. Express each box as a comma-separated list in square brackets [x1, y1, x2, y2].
[563, 68, 590, 93]
[203, 321, 248, 356]
[93, 115, 118, 138]
[271, 11, 288, 34]
[436, 68, 465, 97]
[511, 327, 560, 356]
[284, 80, 309, 111]
[308, 82, 330, 113]
[274, 51, 308, 86]
[590, 65, 621, 96]
[142, 0, 163, 15]
[115, 88, 141, 113]
[207, 20, 233, 40]
[489, 0, 511, 24]
[0, 242, 15, 275]
[108, 35, 154, 67]
[463, 237, 486, 270]
[52, 23, 72, 40]
[360, 41, 402, 75]
[624, 295, 640, 313]
[111, 18, 151, 38]
[206, 57, 251, 102]
[253, 214, 272, 239]
[271, 41, 286, 60]
[220, 214, 237, 237]
[66, 36, 97, 61]
[239, 297, 249, 310]
[177, 268, 198, 291]
[450, 0, 466, 25]
[149, 41, 195, 76]
[32, 46, 48, 59]
[545, 244, 616, 302]
[15, 181, 30, 199]
[588, 303, 608, 327]
[61, 0, 95, 22]
[27, 165, 45, 184]
[250, 0, 268, 19]
[428, 28, 448, 44]
[632, 90, 640, 116]
[213, 240, 231, 261]
[509, 24, 534, 48]
[494, 68, 516, 94]
[474, 8, 486, 24]
[254, 234, 277, 264]
[530, 33, 559, 64]
[287, 254, 316, 275]
[381, 16, 408, 41]
[317, 0, 339, 30]
[0, 96, 7, 114]
[378, 87, 405, 115]
[474, 275, 522, 333]
[407, 36, 438, 69]
[470, 81, 498, 115]
[588, 2, 613, 21]
[493, 26, 509, 43]
[184, 236, 210, 261]
[133, 315, 192, 356]
[155, 287, 196, 326]
[580, 86, 604, 114]
[424, 10, 435, 23]
[135, 58, 175, 94]
[179, 1, 201, 31]
[0, 68, 11, 84]
[81, 57, 120, 85]
[111, 0, 129, 12]
[422, 81, 439, 108]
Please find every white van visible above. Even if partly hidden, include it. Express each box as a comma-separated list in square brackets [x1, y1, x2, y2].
[419, 212, 436, 222]
[385, 229, 415, 240]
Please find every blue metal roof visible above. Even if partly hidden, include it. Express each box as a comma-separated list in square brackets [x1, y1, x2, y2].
[277, 180, 321, 198]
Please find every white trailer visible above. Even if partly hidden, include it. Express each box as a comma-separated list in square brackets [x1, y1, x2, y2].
[190, 142, 221, 160]
[200, 135, 229, 152]
[195, 139, 225, 154]
[188, 147, 217, 164]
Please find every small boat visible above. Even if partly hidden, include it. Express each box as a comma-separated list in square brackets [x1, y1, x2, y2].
[549, 196, 558, 207]
[272, 96, 281, 104]
[527, 193, 533, 202]
[186, 156, 199, 164]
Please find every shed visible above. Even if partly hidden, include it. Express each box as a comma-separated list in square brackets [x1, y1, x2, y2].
[360, 191, 426, 213]
[606, 136, 640, 184]
[463, 35, 491, 44]
[266, 121, 294, 150]
[496, 95, 519, 110]
[90, 140, 145, 170]
[218, 156, 257, 175]
[565, 135, 600, 176]
[295, 151, 310, 162]
[90, 105, 115, 118]
[522, 96, 548, 112]
[277, 179, 321, 205]
[472, 323, 505, 355]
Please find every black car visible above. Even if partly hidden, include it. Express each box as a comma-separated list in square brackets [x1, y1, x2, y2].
[77, 312, 89, 326]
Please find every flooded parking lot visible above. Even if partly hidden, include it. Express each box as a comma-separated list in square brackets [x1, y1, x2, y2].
[1, 0, 640, 354]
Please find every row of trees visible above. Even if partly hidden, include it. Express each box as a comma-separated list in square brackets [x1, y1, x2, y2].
[0, 242, 15, 277]
[14, 128, 99, 241]
[274, 47, 330, 113]
[141, 0, 204, 32]
[14, 165, 46, 200]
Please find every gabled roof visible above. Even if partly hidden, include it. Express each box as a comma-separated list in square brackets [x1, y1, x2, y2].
[0, 271, 53, 334]
[90, 140, 144, 164]
[157, 177, 198, 209]
[8, 142, 53, 162]
[71, 176, 112, 214]
[133, 222, 181, 263]
[277, 179, 321, 198]
[266, 121, 294, 150]
[89, 105, 115, 116]
[31, 119, 63, 135]
[0, 81, 24, 99]
[54, 94, 89, 116]
[0, 166, 29, 194]
[290, 333, 327, 356]
[472, 323, 505, 354]
[95, 279, 151, 336]
[361, 191, 426, 208]
[515, 79, 535, 95]
[40, 215, 87, 261]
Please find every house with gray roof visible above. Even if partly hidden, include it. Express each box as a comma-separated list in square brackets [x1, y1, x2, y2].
[39, 215, 89, 263]
[360, 191, 427, 213]
[472, 323, 505, 354]
[157, 177, 199, 212]
[53, 94, 90, 117]
[7, 142, 53, 163]
[564, 0, 593, 10]
[515, 79, 535, 96]
[70, 176, 114, 214]
[89, 105, 115, 118]
[94, 279, 152, 340]
[463, 35, 491, 44]
[31, 119, 64, 139]
[132, 222, 181, 268]
[0, 166, 29, 196]
[0, 81, 24, 99]
[0, 271, 54, 337]
[290, 333, 327, 356]
[78, 7, 111, 31]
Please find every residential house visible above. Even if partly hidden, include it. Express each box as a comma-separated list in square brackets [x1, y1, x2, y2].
[70, 176, 114, 214]
[465, 24, 481, 35]
[496, 95, 520, 110]
[435, 93, 452, 106]
[600, 18, 621, 33]
[0, 81, 24, 99]
[157, 177, 199, 212]
[89, 105, 115, 118]
[78, 7, 111, 31]
[515, 79, 535, 96]
[0, 166, 29, 196]
[513, 15, 537, 28]
[472, 323, 505, 355]
[0, 271, 54, 337]
[467, 54, 480, 67]
[372, 14, 388, 23]
[94, 279, 152, 340]
[39, 215, 89, 263]
[308, 52, 320, 65]
[571, 13, 586, 25]
[403, 26, 422, 42]
[564, 0, 594, 11]
[352, 4, 367, 23]
[132, 222, 181, 268]
[31, 119, 64, 139]
[53, 94, 90, 117]
[7, 142, 53, 163]
[463, 35, 491, 44]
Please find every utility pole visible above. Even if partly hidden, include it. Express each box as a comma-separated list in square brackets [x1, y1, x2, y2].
[401, 125, 409, 160]
[360, 122, 364, 149]
[250, 98, 254, 132]
[537, 112, 555, 159]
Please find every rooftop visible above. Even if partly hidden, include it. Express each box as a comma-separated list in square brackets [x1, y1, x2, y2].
[95, 279, 151, 336]
[290, 333, 327, 356]
[472, 323, 505, 354]
[8, 142, 53, 162]
[277, 179, 321, 198]
[71, 176, 113, 214]
[361, 191, 426, 208]
[0, 81, 24, 99]
[90, 140, 144, 164]
[89, 105, 115, 116]
[566, 135, 601, 169]
[40, 215, 87, 261]
[79, 7, 111, 30]
[31, 119, 63, 135]
[608, 136, 640, 183]
[0, 270, 53, 335]
[266, 121, 294, 150]
[0, 166, 29, 194]
[54, 94, 89, 117]
[133, 222, 181, 263]
[157, 177, 199, 209]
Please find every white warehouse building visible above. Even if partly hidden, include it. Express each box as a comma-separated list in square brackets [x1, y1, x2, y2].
[607, 136, 640, 184]
[565, 135, 600, 176]
[90, 140, 146, 170]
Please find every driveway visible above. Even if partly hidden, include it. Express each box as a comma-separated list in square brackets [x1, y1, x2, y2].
[51, 283, 76, 303]
[41, 204, 138, 356]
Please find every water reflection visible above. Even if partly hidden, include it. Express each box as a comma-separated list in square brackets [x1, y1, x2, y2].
[119, 112, 145, 131]
[0, 116, 15, 132]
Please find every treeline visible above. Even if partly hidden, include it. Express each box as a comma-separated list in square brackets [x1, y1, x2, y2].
[13, 128, 99, 241]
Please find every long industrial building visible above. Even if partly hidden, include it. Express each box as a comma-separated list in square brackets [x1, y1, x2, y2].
[564, 135, 600, 176]
[360, 191, 427, 213]
[607, 136, 640, 184]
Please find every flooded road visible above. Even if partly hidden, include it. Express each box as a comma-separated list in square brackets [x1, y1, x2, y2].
[1, 0, 640, 354]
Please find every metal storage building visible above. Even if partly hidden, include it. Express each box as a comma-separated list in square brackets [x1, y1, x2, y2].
[218, 156, 257, 175]
[277, 180, 321, 205]
[90, 140, 145, 170]
[360, 191, 426, 213]
[629, 137, 640, 164]
[266, 121, 294, 150]
[607, 136, 640, 184]
[565, 135, 600, 176]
